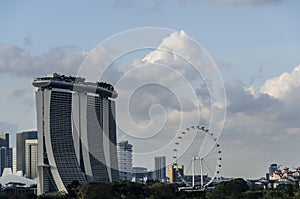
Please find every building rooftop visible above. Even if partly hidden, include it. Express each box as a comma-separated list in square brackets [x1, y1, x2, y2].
[32, 73, 118, 98]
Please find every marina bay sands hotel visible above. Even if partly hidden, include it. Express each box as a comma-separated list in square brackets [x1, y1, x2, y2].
[33, 73, 119, 195]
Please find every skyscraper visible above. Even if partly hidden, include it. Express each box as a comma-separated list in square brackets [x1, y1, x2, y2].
[33, 73, 119, 195]
[154, 156, 166, 182]
[25, 139, 38, 179]
[0, 133, 11, 174]
[16, 131, 38, 175]
[0, 147, 7, 175]
[0, 133, 9, 150]
[117, 141, 133, 181]
[7, 148, 12, 171]
[12, 148, 16, 174]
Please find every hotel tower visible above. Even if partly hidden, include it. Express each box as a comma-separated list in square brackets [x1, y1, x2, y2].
[33, 73, 119, 194]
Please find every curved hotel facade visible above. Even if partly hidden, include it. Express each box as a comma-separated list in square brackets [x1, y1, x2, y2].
[33, 73, 119, 195]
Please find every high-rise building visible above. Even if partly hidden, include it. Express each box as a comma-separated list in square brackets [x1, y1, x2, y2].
[7, 147, 12, 170]
[0, 147, 7, 175]
[0, 133, 9, 150]
[16, 131, 38, 174]
[169, 164, 184, 183]
[33, 73, 119, 195]
[117, 141, 133, 181]
[25, 139, 38, 179]
[0, 133, 11, 174]
[12, 148, 16, 174]
[154, 156, 166, 182]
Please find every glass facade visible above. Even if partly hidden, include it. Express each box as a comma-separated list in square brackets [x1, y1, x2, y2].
[109, 100, 119, 181]
[86, 95, 109, 182]
[154, 156, 166, 181]
[49, 91, 86, 186]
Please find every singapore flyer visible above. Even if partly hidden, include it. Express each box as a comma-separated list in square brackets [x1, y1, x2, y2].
[172, 125, 221, 191]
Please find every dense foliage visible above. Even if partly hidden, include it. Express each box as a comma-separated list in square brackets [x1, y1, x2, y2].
[36, 179, 300, 199]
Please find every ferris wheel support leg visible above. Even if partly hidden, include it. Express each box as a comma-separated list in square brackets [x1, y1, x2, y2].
[200, 158, 204, 188]
[192, 158, 195, 188]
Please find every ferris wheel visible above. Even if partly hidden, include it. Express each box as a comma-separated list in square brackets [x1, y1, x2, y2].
[172, 125, 221, 190]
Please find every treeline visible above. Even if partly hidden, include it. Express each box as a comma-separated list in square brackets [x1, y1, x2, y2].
[206, 178, 300, 199]
[36, 178, 300, 199]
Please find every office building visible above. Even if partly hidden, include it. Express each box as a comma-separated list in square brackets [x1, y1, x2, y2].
[7, 148, 12, 170]
[16, 131, 38, 175]
[169, 164, 184, 183]
[117, 141, 133, 181]
[0, 147, 7, 175]
[25, 139, 38, 179]
[0, 133, 10, 173]
[154, 156, 166, 182]
[0, 133, 9, 167]
[33, 73, 119, 195]
[12, 148, 16, 174]
[0, 133, 9, 149]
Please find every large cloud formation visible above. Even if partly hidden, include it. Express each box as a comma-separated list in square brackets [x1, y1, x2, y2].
[261, 65, 300, 99]
[0, 44, 86, 77]
[260, 65, 300, 129]
[223, 65, 300, 178]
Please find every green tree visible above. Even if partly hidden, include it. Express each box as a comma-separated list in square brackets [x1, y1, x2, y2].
[286, 184, 294, 197]
[146, 182, 177, 199]
[242, 190, 264, 199]
[78, 182, 112, 199]
[37, 191, 67, 199]
[111, 181, 146, 198]
[66, 180, 80, 198]
[294, 189, 300, 199]
[263, 189, 289, 199]
[207, 178, 249, 199]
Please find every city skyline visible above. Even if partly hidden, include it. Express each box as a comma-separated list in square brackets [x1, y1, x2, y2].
[0, 121, 299, 187]
[0, 1, 300, 179]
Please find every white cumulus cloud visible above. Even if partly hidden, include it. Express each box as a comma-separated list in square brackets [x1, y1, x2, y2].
[261, 65, 300, 99]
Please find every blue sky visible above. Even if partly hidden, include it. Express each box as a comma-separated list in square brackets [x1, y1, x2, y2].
[0, 0, 300, 179]
[1, 0, 299, 84]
